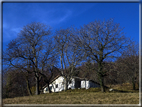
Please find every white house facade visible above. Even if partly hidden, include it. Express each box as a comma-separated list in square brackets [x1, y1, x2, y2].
[43, 76, 100, 93]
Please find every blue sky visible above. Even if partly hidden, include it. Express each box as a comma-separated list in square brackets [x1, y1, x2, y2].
[3, 3, 139, 51]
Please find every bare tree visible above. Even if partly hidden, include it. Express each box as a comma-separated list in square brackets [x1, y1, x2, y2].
[3, 22, 52, 95]
[116, 41, 139, 90]
[54, 28, 83, 90]
[38, 38, 58, 93]
[54, 28, 69, 91]
[77, 19, 128, 92]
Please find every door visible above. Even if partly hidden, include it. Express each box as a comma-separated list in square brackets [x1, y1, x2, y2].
[75, 80, 81, 88]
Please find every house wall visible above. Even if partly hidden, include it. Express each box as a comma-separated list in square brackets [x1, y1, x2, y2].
[43, 76, 75, 93]
[51, 76, 65, 92]
[43, 76, 100, 93]
[68, 78, 75, 89]
[43, 87, 49, 93]
[81, 80, 100, 89]
[81, 80, 90, 89]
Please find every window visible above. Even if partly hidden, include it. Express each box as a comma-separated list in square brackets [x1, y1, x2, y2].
[69, 80, 72, 84]
[49, 86, 52, 90]
[56, 84, 58, 88]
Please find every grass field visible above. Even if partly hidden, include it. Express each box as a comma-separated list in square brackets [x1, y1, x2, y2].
[3, 83, 139, 104]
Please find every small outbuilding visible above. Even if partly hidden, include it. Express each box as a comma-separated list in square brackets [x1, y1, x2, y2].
[43, 75, 100, 93]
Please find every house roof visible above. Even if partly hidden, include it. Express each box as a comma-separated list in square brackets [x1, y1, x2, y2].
[72, 76, 101, 86]
[42, 75, 64, 89]
[50, 75, 64, 84]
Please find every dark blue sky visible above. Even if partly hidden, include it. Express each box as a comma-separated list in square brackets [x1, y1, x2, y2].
[3, 3, 139, 51]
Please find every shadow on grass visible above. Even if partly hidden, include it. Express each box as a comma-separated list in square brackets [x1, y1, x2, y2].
[109, 89, 139, 93]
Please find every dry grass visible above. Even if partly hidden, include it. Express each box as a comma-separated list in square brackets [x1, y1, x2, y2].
[3, 87, 139, 104]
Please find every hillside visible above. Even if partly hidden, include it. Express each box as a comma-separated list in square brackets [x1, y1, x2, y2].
[3, 84, 139, 104]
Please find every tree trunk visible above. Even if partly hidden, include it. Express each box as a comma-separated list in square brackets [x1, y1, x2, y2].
[98, 61, 105, 92]
[35, 76, 40, 95]
[99, 75, 105, 92]
[65, 79, 68, 91]
[26, 78, 32, 96]
[132, 77, 136, 90]
[64, 77, 68, 91]
[47, 82, 52, 93]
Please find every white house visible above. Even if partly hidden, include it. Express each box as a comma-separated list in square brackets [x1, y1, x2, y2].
[43, 75, 100, 93]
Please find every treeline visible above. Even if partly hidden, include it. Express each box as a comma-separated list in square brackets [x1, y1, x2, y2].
[3, 19, 139, 98]
[3, 66, 60, 98]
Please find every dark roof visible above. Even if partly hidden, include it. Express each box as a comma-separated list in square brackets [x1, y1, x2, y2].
[72, 76, 100, 84]
[42, 75, 63, 89]
[89, 80, 100, 85]
[50, 75, 64, 84]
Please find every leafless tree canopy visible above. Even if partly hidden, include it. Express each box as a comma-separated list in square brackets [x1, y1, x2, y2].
[76, 19, 129, 92]
[4, 22, 57, 95]
[3, 19, 139, 97]
[54, 27, 84, 90]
